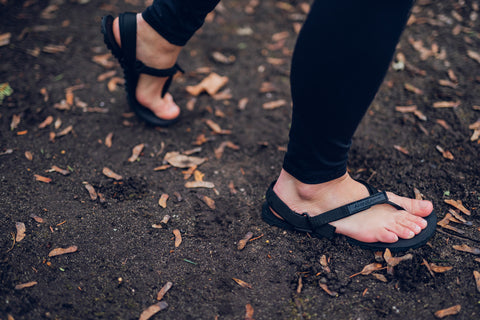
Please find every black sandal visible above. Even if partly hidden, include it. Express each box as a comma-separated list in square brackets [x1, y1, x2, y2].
[261, 180, 436, 252]
[101, 13, 183, 127]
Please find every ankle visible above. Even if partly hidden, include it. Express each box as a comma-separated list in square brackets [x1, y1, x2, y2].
[136, 14, 182, 57]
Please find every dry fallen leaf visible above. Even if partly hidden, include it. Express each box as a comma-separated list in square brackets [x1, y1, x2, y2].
[15, 222, 26, 242]
[97, 70, 116, 82]
[34, 174, 52, 183]
[164, 152, 206, 168]
[173, 229, 182, 248]
[92, 53, 115, 69]
[434, 305, 461, 318]
[214, 141, 240, 159]
[404, 83, 424, 94]
[102, 167, 123, 180]
[436, 145, 454, 160]
[433, 101, 460, 108]
[444, 199, 471, 215]
[38, 116, 54, 129]
[30, 214, 45, 223]
[48, 245, 78, 257]
[319, 283, 338, 297]
[107, 77, 125, 92]
[49, 165, 70, 175]
[128, 143, 144, 162]
[394, 145, 409, 155]
[185, 181, 215, 189]
[350, 263, 383, 278]
[139, 301, 168, 320]
[245, 303, 254, 320]
[238, 231, 253, 250]
[57, 125, 73, 137]
[158, 193, 169, 208]
[430, 263, 453, 273]
[24, 151, 33, 161]
[467, 50, 480, 64]
[211, 51, 236, 64]
[104, 132, 113, 148]
[0, 32, 11, 46]
[263, 99, 287, 110]
[84, 183, 97, 201]
[205, 119, 232, 135]
[186, 73, 228, 96]
[232, 278, 252, 289]
[200, 195, 215, 209]
[15, 281, 38, 290]
[453, 244, 480, 255]
[10, 114, 20, 130]
[156, 281, 173, 300]
[474, 271, 480, 293]
[371, 273, 388, 282]
[384, 248, 413, 267]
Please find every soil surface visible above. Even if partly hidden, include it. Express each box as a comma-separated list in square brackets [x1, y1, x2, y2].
[1, 0, 480, 319]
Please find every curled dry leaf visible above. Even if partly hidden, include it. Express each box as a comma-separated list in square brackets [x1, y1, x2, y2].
[452, 244, 480, 255]
[15, 281, 38, 290]
[92, 53, 115, 69]
[211, 51, 236, 64]
[194, 170, 204, 182]
[43, 44, 66, 54]
[205, 119, 232, 135]
[154, 164, 171, 171]
[232, 278, 252, 289]
[434, 305, 461, 318]
[474, 271, 480, 293]
[105, 132, 113, 147]
[430, 263, 453, 273]
[185, 181, 215, 189]
[97, 70, 116, 82]
[38, 116, 54, 129]
[228, 180, 237, 195]
[84, 183, 97, 201]
[263, 99, 287, 110]
[350, 263, 383, 278]
[173, 229, 182, 248]
[413, 187, 423, 200]
[394, 145, 409, 155]
[34, 174, 52, 183]
[404, 83, 424, 94]
[48, 245, 78, 257]
[158, 193, 169, 208]
[245, 304, 255, 320]
[128, 143, 144, 162]
[433, 101, 460, 108]
[139, 301, 168, 320]
[0, 32, 11, 46]
[11, 114, 21, 130]
[384, 248, 413, 267]
[395, 105, 417, 113]
[444, 199, 471, 215]
[371, 273, 388, 282]
[102, 167, 123, 180]
[164, 152, 206, 168]
[15, 222, 26, 242]
[319, 283, 338, 297]
[467, 50, 480, 64]
[238, 97, 248, 110]
[320, 255, 331, 273]
[186, 72, 228, 96]
[49, 165, 70, 175]
[157, 281, 173, 300]
[423, 258, 435, 278]
[25, 151, 33, 161]
[237, 231, 253, 250]
[107, 77, 125, 92]
[57, 125, 73, 137]
[435, 145, 454, 160]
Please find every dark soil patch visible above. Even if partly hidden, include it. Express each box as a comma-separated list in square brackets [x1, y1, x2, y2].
[1, 0, 480, 319]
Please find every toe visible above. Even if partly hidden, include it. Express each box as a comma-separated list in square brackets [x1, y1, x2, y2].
[387, 193, 433, 217]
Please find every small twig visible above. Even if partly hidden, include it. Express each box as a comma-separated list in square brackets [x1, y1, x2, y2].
[249, 234, 264, 242]
[436, 228, 480, 243]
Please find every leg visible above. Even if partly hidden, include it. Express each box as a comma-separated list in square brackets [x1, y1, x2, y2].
[109, 0, 219, 122]
[271, 0, 434, 246]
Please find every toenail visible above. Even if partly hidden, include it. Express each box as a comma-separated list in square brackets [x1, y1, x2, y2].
[408, 231, 415, 238]
[414, 225, 421, 233]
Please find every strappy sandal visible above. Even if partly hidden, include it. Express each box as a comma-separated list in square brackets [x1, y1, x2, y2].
[261, 180, 436, 252]
[101, 13, 183, 127]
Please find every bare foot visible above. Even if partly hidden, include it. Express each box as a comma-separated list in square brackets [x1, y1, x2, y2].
[113, 14, 182, 120]
[272, 170, 433, 243]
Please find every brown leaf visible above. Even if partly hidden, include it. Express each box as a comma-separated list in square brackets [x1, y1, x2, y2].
[186, 73, 228, 96]
[422, 258, 435, 278]
[228, 181, 237, 195]
[238, 231, 253, 250]
[53, 100, 70, 110]
[156, 281, 173, 300]
[48, 245, 78, 257]
[102, 167, 123, 180]
[263, 99, 287, 110]
[404, 83, 424, 94]
[105, 132, 113, 147]
[15, 281, 38, 290]
[15, 222, 26, 242]
[436, 145, 454, 160]
[84, 183, 97, 201]
[185, 181, 215, 189]
[245, 303, 254, 320]
[467, 50, 480, 64]
[10, 114, 21, 130]
[384, 248, 413, 267]
[153, 164, 171, 171]
[128, 143, 144, 162]
[438, 79, 458, 88]
[97, 70, 116, 82]
[430, 263, 453, 273]
[232, 278, 252, 289]
[24, 151, 33, 161]
[413, 188, 423, 200]
[214, 141, 240, 159]
[107, 77, 125, 92]
[164, 152, 206, 168]
[350, 263, 383, 278]
[43, 44, 66, 54]
[395, 105, 417, 113]
[319, 283, 338, 297]
[158, 194, 169, 208]
[92, 53, 115, 69]
[0, 32, 11, 47]
[371, 273, 388, 282]
[173, 229, 182, 248]
[474, 271, 480, 293]
[49, 165, 70, 175]
[34, 174, 52, 183]
[444, 199, 471, 215]
[433, 101, 460, 108]
[205, 119, 232, 134]
[38, 116, 53, 129]
[139, 301, 168, 320]
[30, 214, 45, 223]
[394, 145, 409, 155]
[200, 195, 215, 209]
[211, 51, 236, 64]
[453, 244, 480, 255]
[57, 125, 73, 137]
[434, 305, 461, 318]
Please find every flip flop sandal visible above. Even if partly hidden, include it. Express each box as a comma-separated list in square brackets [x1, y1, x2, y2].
[262, 180, 436, 252]
[101, 13, 183, 127]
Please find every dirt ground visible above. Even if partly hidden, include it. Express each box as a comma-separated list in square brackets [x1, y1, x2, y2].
[1, 0, 480, 319]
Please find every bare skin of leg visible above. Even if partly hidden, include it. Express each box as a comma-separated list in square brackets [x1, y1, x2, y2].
[272, 169, 433, 243]
[113, 14, 182, 120]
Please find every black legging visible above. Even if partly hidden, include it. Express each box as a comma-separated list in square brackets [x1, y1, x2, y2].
[143, 0, 415, 184]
